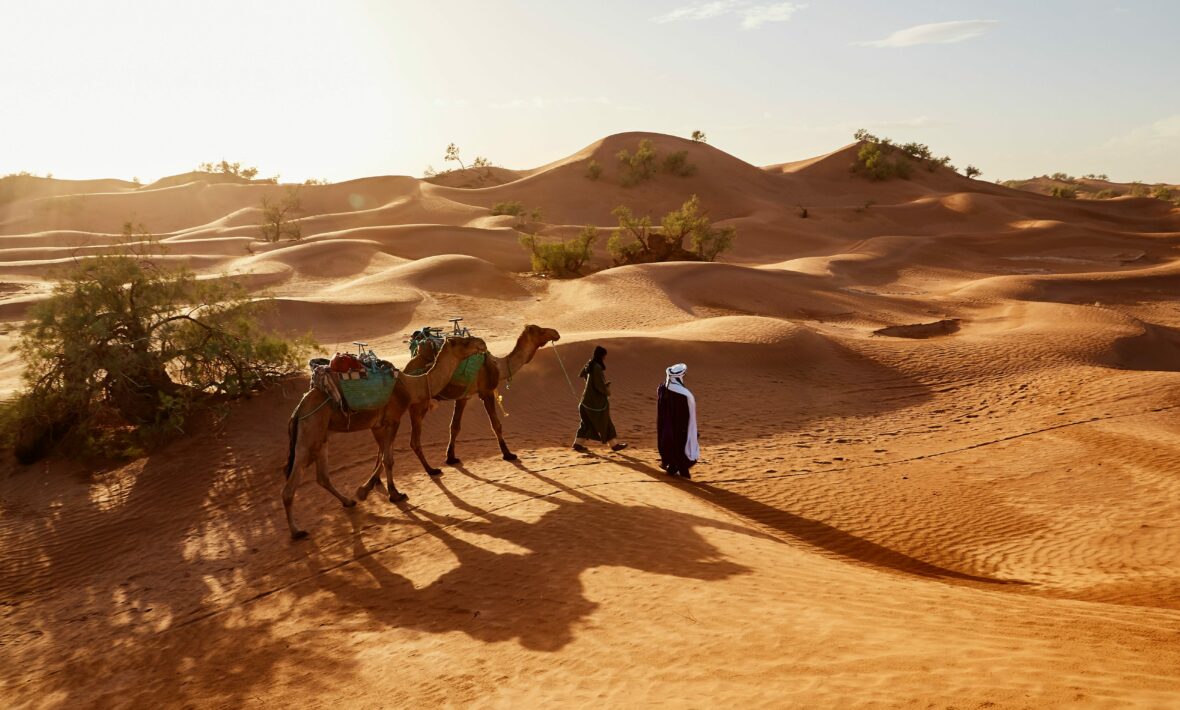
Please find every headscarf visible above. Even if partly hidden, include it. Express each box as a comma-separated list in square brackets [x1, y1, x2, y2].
[580, 345, 608, 378]
[665, 362, 687, 387]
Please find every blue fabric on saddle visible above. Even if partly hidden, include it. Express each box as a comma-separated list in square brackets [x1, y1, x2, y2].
[338, 365, 397, 411]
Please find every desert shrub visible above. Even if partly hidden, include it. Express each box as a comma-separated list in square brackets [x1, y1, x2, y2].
[691, 130, 707, 143]
[6, 225, 308, 462]
[855, 142, 912, 180]
[965, 165, 982, 179]
[197, 161, 259, 180]
[1050, 172, 1075, 183]
[1050, 186, 1077, 199]
[1151, 186, 1173, 201]
[516, 208, 544, 234]
[1094, 189, 1118, 199]
[491, 201, 526, 217]
[1129, 182, 1149, 197]
[259, 187, 302, 242]
[302, 178, 330, 186]
[607, 195, 734, 265]
[519, 226, 597, 277]
[445, 143, 466, 170]
[662, 151, 697, 177]
[1000, 179, 1029, 189]
[616, 139, 658, 187]
[585, 159, 602, 181]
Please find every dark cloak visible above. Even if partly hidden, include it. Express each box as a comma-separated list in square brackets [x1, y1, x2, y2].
[657, 384, 695, 474]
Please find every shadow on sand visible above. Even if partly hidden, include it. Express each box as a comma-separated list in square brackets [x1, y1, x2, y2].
[603, 452, 1027, 587]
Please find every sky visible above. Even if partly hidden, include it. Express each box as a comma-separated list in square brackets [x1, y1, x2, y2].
[2, 0, 1178, 184]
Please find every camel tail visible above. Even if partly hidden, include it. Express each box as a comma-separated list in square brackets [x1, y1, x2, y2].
[285, 408, 299, 479]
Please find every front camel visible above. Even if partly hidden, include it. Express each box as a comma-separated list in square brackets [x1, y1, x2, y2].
[281, 335, 486, 539]
[404, 324, 561, 475]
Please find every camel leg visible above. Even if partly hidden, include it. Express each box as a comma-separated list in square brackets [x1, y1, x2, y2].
[356, 427, 387, 501]
[444, 397, 469, 466]
[410, 402, 443, 476]
[282, 441, 311, 540]
[383, 420, 409, 503]
[480, 392, 517, 461]
[314, 444, 355, 508]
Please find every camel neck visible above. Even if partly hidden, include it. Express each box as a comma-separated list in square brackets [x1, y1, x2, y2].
[500, 337, 541, 379]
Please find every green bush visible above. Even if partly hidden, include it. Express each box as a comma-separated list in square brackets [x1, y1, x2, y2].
[1151, 186, 1173, 201]
[6, 225, 309, 462]
[1050, 186, 1077, 199]
[691, 130, 707, 143]
[616, 139, 658, 187]
[663, 150, 697, 177]
[1094, 189, 1119, 199]
[585, 159, 602, 181]
[1129, 182, 1149, 198]
[491, 201, 526, 217]
[965, 165, 982, 179]
[607, 195, 734, 265]
[519, 226, 597, 277]
[1050, 172, 1075, 183]
[855, 142, 912, 180]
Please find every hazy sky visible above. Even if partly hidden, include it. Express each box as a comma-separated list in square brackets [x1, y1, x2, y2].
[3, 0, 1177, 183]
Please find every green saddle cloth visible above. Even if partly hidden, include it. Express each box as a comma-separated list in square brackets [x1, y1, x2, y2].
[451, 353, 486, 388]
[338, 368, 397, 411]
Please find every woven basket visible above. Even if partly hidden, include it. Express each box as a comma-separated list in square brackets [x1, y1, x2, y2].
[338, 369, 397, 411]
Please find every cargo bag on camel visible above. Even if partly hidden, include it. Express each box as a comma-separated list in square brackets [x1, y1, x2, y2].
[307, 341, 398, 412]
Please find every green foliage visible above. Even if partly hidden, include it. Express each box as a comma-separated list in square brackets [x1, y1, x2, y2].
[302, 178, 330, 186]
[607, 195, 734, 265]
[7, 225, 309, 462]
[519, 226, 597, 277]
[1049, 172, 1075, 183]
[1129, 182, 1149, 197]
[585, 159, 603, 181]
[491, 201, 526, 217]
[1050, 186, 1077, 199]
[616, 139, 659, 187]
[663, 150, 697, 177]
[259, 187, 302, 242]
[856, 142, 912, 180]
[1094, 189, 1119, 199]
[197, 160, 259, 180]
[691, 130, 707, 143]
[1151, 186, 1173, 201]
[965, 165, 982, 179]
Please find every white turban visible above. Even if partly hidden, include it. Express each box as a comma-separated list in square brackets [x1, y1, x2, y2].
[663, 363, 698, 462]
[665, 363, 687, 386]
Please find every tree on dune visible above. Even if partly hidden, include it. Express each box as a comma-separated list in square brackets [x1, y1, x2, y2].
[607, 195, 734, 265]
[259, 187, 302, 242]
[965, 165, 982, 179]
[2, 224, 309, 463]
[691, 130, 707, 143]
[519, 226, 598, 278]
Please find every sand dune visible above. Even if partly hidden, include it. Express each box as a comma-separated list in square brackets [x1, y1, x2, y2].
[1, 132, 1179, 707]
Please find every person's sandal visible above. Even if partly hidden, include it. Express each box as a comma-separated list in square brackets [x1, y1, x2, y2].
[572, 444, 589, 453]
[610, 442, 629, 452]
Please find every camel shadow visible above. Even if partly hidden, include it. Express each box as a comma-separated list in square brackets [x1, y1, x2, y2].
[604, 452, 1027, 587]
[314, 462, 775, 652]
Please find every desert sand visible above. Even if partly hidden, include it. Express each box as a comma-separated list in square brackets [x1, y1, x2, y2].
[1, 132, 1179, 707]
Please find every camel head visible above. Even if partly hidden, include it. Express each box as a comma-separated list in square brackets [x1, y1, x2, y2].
[439, 335, 487, 361]
[523, 324, 561, 347]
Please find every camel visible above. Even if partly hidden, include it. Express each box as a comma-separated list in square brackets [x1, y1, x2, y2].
[404, 324, 561, 474]
[282, 335, 487, 539]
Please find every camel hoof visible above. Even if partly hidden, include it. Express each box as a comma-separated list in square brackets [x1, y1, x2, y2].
[291, 529, 309, 541]
[389, 491, 409, 503]
[446, 456, 461, 465]
[354, 486, 369, 501]
[427, 468, 443, 477]
[342, 498, 356, 508]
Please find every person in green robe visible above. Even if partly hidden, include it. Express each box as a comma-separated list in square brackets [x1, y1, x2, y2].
[573, 345, 628, 452]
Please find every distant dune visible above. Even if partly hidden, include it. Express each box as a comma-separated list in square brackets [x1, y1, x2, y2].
[1, 132, 1179, 707]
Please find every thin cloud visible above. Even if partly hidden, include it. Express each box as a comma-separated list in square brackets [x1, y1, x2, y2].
[653, 1, 806, 29]
[1104, 114, 1180, 149]
[855, 20, 999, 48]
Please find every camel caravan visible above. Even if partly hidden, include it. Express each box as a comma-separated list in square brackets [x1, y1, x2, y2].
[282, 320, 560, 539]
